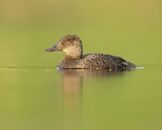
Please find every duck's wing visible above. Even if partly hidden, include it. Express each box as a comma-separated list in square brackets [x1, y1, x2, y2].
[80, 53, 135, 71]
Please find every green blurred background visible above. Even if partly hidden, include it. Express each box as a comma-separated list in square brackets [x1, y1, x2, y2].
[0, 0, 162, 66]
[0, 0, 162, 130]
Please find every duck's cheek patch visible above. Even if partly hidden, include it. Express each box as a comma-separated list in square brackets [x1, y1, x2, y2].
[63, 47, 69, 54]
[63, 46, 74, 54]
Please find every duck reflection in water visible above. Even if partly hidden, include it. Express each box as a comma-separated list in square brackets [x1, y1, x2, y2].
[60, 69, 125, 104]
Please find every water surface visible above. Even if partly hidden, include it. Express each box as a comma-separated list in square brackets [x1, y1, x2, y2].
[0, 66, 162, 130]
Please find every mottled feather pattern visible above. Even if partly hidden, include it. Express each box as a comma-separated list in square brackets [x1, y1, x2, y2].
[59, 53, 135, 71]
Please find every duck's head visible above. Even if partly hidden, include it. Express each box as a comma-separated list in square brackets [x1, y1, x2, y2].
[46, 35, 83, 59]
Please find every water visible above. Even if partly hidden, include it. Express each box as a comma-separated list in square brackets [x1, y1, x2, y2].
[0, 66, 162, 130]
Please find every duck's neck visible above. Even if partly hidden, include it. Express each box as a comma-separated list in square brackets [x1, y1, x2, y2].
[63, 46, 83, 60]
[64, 52, 83, 60]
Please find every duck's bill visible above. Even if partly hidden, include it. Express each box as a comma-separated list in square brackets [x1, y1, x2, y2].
[46, 45, 57, 52]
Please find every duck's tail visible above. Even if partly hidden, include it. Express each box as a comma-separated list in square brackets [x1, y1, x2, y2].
[126, 62, 136, 70]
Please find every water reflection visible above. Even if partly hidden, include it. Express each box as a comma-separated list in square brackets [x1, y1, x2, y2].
[58, 69, 124, 130]
[60, 69, 124, 103]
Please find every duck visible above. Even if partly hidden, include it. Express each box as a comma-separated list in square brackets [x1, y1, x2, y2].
[46, 34, 136, 71]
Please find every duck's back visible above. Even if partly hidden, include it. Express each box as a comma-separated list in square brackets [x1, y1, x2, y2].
[78, 53, 135, 71]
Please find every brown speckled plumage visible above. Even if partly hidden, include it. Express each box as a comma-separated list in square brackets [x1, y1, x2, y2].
[46, 35, 136, 71]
